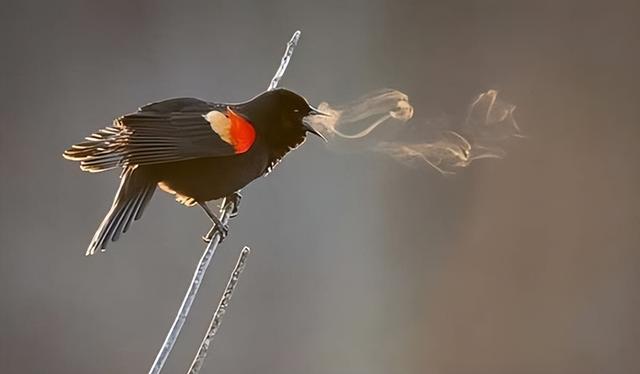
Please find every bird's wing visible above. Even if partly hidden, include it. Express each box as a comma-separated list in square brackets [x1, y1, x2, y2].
[138, 97, 216, 113]
[117, 112, 237, 166]
[64, 98, 256, 171]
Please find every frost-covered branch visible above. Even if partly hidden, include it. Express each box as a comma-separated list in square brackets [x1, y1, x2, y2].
[187, 246, 252, 374]
[148, 197, 237, 374]
[148, 30, 303, 374]
[268, 30, 301, 91]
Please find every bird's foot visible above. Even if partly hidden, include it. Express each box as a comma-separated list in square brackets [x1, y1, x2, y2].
[202, 219, 229, 243]
[198, 201, 230, 243]
[199, 192, 242, 243]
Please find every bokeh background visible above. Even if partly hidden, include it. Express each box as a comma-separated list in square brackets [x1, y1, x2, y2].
[1, 1, 639, 373]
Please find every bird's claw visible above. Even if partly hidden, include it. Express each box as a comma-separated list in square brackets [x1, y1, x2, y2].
[202, 221, 229, 243]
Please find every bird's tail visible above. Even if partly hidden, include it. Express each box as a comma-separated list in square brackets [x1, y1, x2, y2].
[86, 167, 157, 255]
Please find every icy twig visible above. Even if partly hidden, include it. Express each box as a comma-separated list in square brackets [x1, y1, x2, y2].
[187, 246, 252, 374]
[148, 197, 237, 374]
[148, 30, 303, 374]
[267, 30, 301, 91]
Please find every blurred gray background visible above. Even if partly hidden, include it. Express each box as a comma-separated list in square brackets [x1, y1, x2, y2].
[1, 1, 639, 373]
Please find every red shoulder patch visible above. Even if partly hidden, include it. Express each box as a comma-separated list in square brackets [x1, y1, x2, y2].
[227, 107, 256, 154]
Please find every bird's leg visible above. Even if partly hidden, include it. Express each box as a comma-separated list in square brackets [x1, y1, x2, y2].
[200, 192, 242, 243]
[199, 202, 229, 243]
[226, 191, 242, 218]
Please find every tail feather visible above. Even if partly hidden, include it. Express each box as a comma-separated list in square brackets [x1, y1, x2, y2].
[63, 126, 125, 173]
[86, 168, 156, 255]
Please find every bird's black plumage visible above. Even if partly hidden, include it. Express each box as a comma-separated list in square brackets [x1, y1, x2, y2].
[64, 88, 325, 255]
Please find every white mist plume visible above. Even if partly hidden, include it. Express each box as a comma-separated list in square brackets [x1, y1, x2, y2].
[307, 89, 414, 139]
[306, 89, 522, 174]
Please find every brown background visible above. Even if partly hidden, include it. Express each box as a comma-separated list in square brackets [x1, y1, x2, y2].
[1, 1, 638, 373]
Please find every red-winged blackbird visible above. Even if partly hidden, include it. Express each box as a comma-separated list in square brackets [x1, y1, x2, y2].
[64, 88, 327, 255]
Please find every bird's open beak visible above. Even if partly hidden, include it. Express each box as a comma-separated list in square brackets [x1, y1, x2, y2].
[303, 105, 330, 142]
[308, 106, 332, 117]
[304, 123, 328, 142]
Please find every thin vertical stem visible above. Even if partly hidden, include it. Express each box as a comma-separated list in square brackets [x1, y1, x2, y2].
[267, 30, 301, 91]
[148, 197, 236, 374]
[148, 29, 303, 374]
[187, 246, 252, 374]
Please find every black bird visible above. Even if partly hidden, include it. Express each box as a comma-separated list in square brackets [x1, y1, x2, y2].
[64, 88, 327, 255]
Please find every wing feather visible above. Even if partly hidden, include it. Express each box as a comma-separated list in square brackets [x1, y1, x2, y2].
[64, 98, 243, 172]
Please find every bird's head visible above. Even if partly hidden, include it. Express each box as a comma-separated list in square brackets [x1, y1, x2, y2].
[236, 88, 328, 144]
